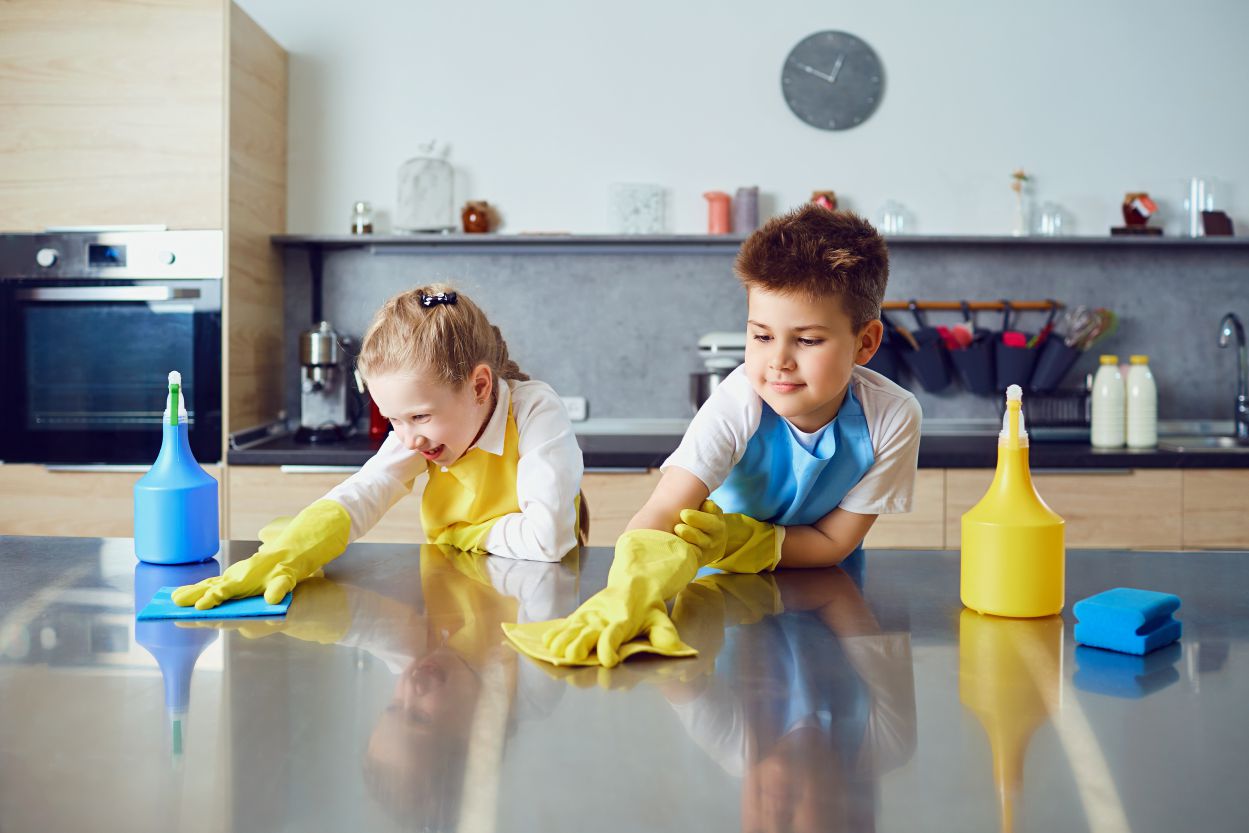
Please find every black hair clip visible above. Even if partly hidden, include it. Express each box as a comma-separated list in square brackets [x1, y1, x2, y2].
[419, 291, 457, 308]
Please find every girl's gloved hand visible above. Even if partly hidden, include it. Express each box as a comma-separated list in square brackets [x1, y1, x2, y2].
[171, 500, 351, 610]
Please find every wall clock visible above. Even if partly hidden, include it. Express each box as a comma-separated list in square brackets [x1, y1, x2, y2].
[782, 31, 884, 131]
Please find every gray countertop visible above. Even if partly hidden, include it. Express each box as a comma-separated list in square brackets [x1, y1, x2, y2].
[229, 421, 1249, 470]
[2, 536, 1247, 831]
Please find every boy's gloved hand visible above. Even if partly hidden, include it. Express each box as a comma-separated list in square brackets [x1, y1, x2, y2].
[171, 499, 351, 610]
[674, 501, 784, 574]
[502, 528, 705, 667]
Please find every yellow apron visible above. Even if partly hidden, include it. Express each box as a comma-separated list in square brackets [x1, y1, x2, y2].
[421, 402, 583, 553]
[421, 405, 523, 553]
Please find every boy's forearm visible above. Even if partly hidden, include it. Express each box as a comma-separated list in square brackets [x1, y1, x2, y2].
[778, 525, 859, 567]
[625, 467, 711, 534]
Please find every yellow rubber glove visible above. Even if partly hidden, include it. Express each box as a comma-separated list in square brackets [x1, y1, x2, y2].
[430, 518, 497, 553]
[176, 577, 352, 644]
[171, 499, 351, 610]
[502, 528, 706, 667]
[674, 500, 784, 574]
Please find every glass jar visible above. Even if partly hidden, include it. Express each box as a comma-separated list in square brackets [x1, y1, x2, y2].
[350, 201, 374, 235]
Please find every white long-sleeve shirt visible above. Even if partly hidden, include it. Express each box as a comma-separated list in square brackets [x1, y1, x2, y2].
[321, 378, 584, 561]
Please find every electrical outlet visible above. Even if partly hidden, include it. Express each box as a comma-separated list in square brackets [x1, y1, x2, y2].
[561, 396, 588, 421]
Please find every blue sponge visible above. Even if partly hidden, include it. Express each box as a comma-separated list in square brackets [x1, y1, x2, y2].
[1073, 587, 1181, 655]
[136, 586, 292, 620]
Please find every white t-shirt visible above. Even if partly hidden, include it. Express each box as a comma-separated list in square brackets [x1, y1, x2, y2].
[321, 378, 584, 561]
[662, 365, 921, 516]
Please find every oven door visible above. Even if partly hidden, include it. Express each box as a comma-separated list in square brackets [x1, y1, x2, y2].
[0, 279, 221, 464]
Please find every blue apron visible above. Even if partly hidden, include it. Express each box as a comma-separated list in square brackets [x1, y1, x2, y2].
[710, 387, 875, 527]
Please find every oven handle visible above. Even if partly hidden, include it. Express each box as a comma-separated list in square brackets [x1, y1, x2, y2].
[15, 286, 201, 302]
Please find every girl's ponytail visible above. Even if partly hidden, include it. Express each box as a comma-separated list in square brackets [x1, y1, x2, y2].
[492, 325, 529, 381]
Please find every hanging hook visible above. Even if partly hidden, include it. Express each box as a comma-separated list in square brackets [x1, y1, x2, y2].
[908, 298, 927, 330]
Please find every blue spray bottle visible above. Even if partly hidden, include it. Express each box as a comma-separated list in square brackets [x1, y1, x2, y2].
[134, 371, 220, 564]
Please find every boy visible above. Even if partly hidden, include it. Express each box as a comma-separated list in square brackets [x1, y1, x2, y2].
[504, 206, 921, 667]
[631, 205, 921, 569]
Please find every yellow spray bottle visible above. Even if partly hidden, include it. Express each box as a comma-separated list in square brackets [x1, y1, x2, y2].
[961, 384, 1065, 617]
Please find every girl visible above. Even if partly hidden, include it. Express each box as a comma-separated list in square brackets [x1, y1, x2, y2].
[174, 284, 586, 610]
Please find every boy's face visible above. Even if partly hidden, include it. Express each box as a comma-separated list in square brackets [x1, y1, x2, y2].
[368, 364, 494, 466]
[744, 288, 882, 434]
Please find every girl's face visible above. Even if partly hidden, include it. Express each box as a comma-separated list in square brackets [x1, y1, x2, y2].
[368, 364, 495, 466]
[744, 288, 882, 434]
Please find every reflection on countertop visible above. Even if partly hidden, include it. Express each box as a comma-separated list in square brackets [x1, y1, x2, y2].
[1, 535, 1246, 832]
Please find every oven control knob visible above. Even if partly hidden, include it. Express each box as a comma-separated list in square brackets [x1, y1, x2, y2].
[35, 248, 58, 268]
[159, 251, 176, 265]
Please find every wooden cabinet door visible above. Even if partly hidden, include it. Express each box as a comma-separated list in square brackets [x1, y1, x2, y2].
[0, 464, 220, 538]
[1183, 469, 1249, 549]
[945, 468, 1182, 550]
[581, 470, 663, 547]
[226, 466, 423, 544]
[863, 469, 945, 549]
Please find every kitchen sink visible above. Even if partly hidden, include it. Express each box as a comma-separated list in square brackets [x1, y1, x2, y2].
[1158, 435, 1249, 453]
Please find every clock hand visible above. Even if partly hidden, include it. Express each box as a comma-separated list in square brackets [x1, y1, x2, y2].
[827, 54, 845, 84]
[792, 61, 835, 83]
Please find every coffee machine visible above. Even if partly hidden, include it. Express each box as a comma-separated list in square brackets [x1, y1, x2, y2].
[295, 320, 353, 443]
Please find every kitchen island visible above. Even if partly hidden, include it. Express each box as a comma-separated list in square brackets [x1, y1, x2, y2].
[1, 536, 1246, 832]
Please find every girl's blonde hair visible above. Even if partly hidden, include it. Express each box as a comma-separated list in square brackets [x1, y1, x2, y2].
[357, 284, 528, 386]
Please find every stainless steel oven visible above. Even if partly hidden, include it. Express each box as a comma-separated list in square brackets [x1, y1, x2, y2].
[0, 230, 222, 464]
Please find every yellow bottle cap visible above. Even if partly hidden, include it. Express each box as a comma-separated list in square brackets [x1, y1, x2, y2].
[1130, 354, 1149, 364]
[1099, 354, 1119, 365]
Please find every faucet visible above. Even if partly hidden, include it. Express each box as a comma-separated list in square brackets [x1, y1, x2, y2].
[1218, 312, 1249, 444]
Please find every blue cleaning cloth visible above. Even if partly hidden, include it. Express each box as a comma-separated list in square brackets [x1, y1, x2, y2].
[1073, 642, 1182, 699]
[1073, 587, 1181, 655]
[136, 586, 292, 621]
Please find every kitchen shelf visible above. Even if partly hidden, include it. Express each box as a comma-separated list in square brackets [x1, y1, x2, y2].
[272, 232, 1249, 255]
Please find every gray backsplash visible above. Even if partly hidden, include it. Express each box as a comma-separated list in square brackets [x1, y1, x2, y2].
[281, 241, 1249, 424]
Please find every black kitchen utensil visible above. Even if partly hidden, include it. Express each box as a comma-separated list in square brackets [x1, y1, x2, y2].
[865, 314, 904, 384]
[995, 300, 1039, 390]
[948, 300, 997, 395]
[898, 300, 953, 392]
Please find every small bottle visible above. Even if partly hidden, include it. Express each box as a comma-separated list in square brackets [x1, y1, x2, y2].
[350, 201, 374, 234]
[1126, 355, 1158, 449]
[133, 372, 220, 564]
[1090, 355, 1125, 449]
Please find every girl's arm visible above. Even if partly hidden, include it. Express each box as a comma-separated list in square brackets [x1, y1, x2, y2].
[322, 432, 428, 542]
[483, 384, 584, 561]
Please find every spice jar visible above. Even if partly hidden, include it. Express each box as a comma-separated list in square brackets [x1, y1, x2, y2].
[461, 201, 492, 233]
[350, 201, 374, 235]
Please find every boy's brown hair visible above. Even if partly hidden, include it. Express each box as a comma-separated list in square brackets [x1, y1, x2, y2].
[734, 206, 889, 331]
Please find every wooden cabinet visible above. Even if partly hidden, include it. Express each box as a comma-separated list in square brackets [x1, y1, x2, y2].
[0, 0, 289, 447]
[226, 466, 423, 544]
[1182, 469, 1249, 549]
[945, 468, 1183, 550]
[0, 464, 220, 538]
[864, 469, 945, 549]
[581, 470, 664, 547]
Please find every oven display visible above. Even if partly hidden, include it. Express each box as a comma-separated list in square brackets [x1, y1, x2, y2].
[88, 243, 127, 267]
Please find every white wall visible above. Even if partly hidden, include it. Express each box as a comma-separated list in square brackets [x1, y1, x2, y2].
[237, 0, 1249, 236]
